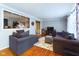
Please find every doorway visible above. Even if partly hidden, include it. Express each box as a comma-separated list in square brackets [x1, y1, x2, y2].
[35, 21, 40, 34]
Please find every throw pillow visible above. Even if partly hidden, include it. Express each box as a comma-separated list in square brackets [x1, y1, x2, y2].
[19, 31, 29, 38]
[12, 32, 21, 38]
[16, 30, 24, 34]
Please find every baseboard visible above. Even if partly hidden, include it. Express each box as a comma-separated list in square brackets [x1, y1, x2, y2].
[0, 46, 9, 50]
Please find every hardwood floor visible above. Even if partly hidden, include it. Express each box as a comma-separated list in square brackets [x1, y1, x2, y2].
[34, 34, 47, 38]
[0, 46, 62, 56]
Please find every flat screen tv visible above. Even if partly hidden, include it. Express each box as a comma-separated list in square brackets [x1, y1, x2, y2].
[47, 27, 54, 31]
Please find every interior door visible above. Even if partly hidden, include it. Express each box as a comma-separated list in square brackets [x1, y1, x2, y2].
[36, 21, 40, 34]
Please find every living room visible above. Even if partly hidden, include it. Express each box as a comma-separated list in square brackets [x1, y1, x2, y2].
[0, 3, 78, 56]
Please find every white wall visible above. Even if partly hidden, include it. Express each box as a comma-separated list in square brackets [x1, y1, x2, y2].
[67, 9, 76, 38]
[41, 18, 67, 32]
[0, 4, 41, 50]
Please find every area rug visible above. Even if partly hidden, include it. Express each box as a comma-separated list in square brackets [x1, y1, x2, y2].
[34, 37, 53, 51]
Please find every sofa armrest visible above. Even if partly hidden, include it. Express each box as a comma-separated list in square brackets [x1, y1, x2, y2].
[9, 35, 18, 52]
[9, 35, 18, 41]
[17, 35, 33, 42]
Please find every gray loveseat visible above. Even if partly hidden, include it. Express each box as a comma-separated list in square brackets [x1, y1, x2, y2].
[9, 30, 38, 55]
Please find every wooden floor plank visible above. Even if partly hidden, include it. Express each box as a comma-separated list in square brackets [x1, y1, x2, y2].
[0, 46, 62, 56]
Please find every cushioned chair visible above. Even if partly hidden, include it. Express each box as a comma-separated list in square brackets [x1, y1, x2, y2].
[9, 30, 38, 55]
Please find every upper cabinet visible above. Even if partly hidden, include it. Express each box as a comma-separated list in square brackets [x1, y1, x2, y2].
[4, 11, 30, 29]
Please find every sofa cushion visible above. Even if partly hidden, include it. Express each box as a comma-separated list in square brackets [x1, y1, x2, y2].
[12, 32, 21, 38]
[20, 31, 29, 38]
[12, 30, 29, 38]
[25, 31, 29, 36]
[67, 34, 75, 40]
[16, 30, 24, 34]
[18, 35, 34, 42]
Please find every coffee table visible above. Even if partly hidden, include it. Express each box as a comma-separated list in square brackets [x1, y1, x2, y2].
[45, 35, 53, 44]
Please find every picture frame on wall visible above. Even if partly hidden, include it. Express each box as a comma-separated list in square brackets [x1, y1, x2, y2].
[4, 11, 30, 29]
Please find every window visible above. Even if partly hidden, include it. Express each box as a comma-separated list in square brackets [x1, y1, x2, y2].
[67, 7, 77, 38]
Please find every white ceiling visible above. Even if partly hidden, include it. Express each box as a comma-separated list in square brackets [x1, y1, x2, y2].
[3, 3, 75, 19]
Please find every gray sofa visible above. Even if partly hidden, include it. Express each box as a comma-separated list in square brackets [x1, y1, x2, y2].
[53, 35, 79, 56]
[9, 30, 38, 55]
